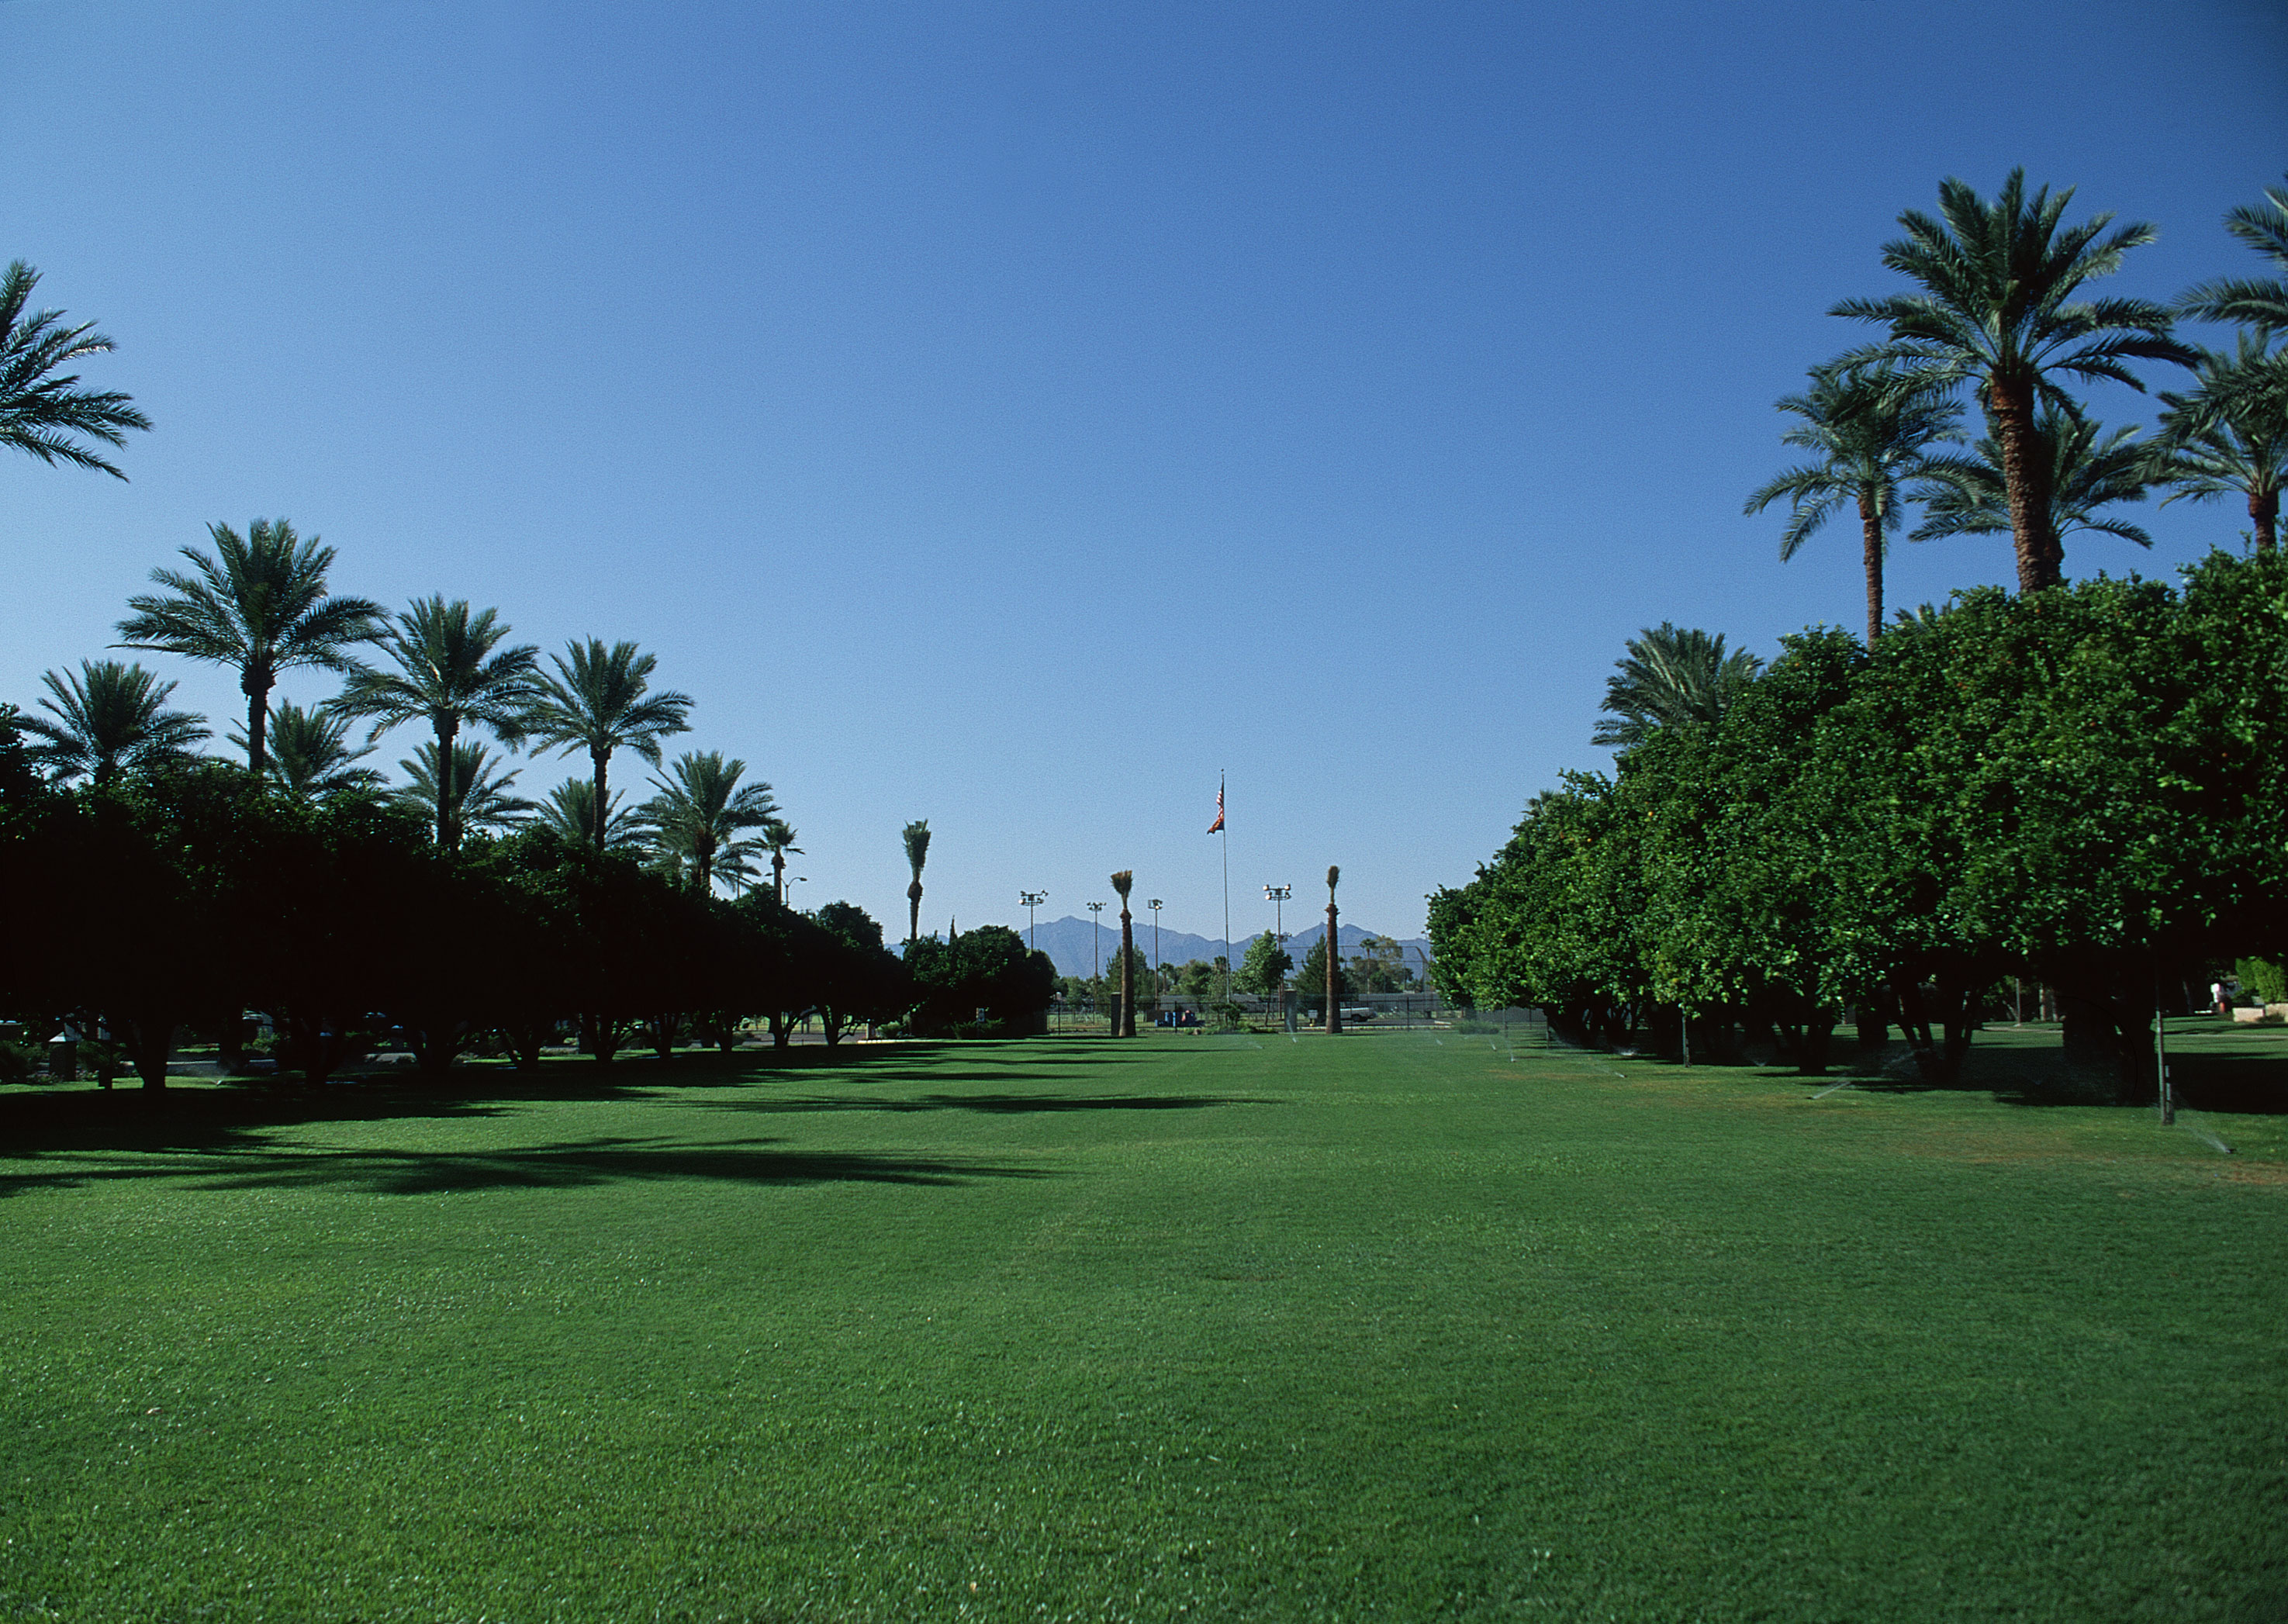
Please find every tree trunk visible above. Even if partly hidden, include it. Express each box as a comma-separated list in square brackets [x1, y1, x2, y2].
[1325, 903, 1341, 1033]
[1858, 491, 1885, 647]
[907, 880, 923, 945]
[1118, 907, 1135, 1038]
[580, 1011, 620, 1066]
[2253, 487, 2279, 555]
[243, 670, 271, 781]
[435, 717, 458, 850]
[592, 747, 610, 852]
[773, 850, 785, 904]
[1989, 373, 2059, 592]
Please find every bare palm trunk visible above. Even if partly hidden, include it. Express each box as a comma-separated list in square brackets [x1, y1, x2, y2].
[907, 879, 922, 945]
[591, 746, 610, 852]
[1325, 899, 1341, 1034]
[435, 716, 458, 849]
[772, 849, 785, 904]
[1858, 492, 1884, 648]
[242, 672, 271, 780]
[1118, 905, 1135, 1038]
[2253, 488, 2279, 555]
[1989, 375, 2059, 592]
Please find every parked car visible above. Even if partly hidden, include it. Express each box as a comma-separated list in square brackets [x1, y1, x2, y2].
[1340, 1005, 1375, 1023]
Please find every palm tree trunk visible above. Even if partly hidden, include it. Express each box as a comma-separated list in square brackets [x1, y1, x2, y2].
[242, 675, 270, 780]
[2253, 488, 2279, 555]
[1118, 906, 1135, 1038]
[907, 880, 923, 945]
[1325, 900, 1341, 1033]
[1989, 374, 2059, 592]
[434, 717, 458, 849]
[1858, 492, 1884, 648]
[591, 746, 610, 852]
[772, 849, 785, 905]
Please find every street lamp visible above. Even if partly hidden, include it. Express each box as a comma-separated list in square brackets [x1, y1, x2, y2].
[1021, 890, 1046, 952]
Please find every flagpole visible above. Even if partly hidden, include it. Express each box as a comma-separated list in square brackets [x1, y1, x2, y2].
[1220, 771, 1230, 1002]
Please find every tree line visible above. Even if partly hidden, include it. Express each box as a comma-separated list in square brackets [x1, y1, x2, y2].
[1433, 172, 2288, 1097]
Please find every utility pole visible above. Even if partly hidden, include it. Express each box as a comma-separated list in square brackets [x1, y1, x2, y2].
[1021, 890, 1045, 953]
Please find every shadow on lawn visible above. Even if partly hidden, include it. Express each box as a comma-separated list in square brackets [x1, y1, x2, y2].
[0, 1132, 1052, 1198]
[1785, 1030, 2288, 1115]
[696, 1091, 1285, 1116]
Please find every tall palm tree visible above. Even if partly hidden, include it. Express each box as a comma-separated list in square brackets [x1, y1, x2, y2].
[539, 777, 649, 852]
[1832, 169, 2194, 593]
[334, 598, 541, 849]
[116, 519, 385, 780]
[2179, 174, 2288, 337]
[17, 660, 207, 785]
[762, 816, 801, 904]
[0, 261, 151, 479]
[1592, 624, 1762, 751]
[391, 741, 535, 841]
[644, 751, 779, 896]
[525, 638, 693, 852]
[1746, 361, 1964, 647]
[1910, 400, 2160, 555]
[230, 700, 381, 801]
[902, 819, 931, 945]
[1111, 869, 1136, 1038]
[2151, 337, 2288, 554]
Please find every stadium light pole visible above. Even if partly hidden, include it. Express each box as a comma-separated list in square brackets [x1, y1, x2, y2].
[1265, 884, 1292, 1031]
[1148, 899, 1162, 973]
[1021, 890, 1046, 953]
[1087, 900, 1105, 985]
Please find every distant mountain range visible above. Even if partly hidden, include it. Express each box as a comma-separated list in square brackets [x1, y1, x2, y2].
[997, 915, 1433, 980]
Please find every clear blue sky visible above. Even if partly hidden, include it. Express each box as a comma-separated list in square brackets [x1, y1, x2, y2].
[6, 0, 2283, 943]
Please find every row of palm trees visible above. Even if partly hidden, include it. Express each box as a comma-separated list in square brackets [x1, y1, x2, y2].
[1748, 171, 2288, 647]
[10, 518, 802, 898]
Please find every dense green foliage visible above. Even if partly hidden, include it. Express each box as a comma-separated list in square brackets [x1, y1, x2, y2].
[1433, 555, 2288, 1094]
[0, 1032, 2279, 1620]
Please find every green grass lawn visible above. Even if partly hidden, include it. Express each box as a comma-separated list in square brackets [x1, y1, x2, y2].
[2, 1029, 2283, 1622]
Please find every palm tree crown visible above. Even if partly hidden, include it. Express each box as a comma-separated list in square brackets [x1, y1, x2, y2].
[526, 638, 694, 851]
[392, 741, 535, 841]
[17, 660, 208, 785]
[0, 261, 151, 479]
[334, 598, 541, 849]
[2152, 337, 2288, 554]
[1910, 400, 2159, 555]
[2178, 174, 2288, 337]
[1593, 625, 1761, 752]
[1831, 169, 2193, 593]
[230, 700, 381, 802]
[644, 751, 779, 897]
[540, 777, 651, 853]
[116, 518, 385, 780]
[1746, 361, 1963, 646]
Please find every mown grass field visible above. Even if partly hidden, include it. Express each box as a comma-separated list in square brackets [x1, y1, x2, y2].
[2, 1028, 2283, 1622]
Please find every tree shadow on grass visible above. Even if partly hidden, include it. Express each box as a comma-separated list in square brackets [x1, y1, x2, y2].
[1783, 1035, 2288, 1115]
[694, 1092, 1287, 1117]
[0, 1132, 1055, 1199]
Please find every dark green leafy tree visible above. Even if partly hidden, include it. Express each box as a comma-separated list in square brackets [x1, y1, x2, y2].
[2152, 337, 2288, 554]
[1236, 930, 1294, 997]
[1593, 624, 1761, 752]
[1296, 935, 1354, 1018]
[1746, 362, 1963, 646]
[0, 261, 150, 479]
[391, 741, 535, 841]
[2178, 174, 2288, 336]
[334, 598, 541, 850]
[526, 639, 693, 852]
[116, 520, 385, 779]
[1910, 401, 2159, 556]
[17, 660, 207, 785]
[810, 900, 908, 1046]
[1833, 169, 2193, 592]
[643, 750, 778, 896]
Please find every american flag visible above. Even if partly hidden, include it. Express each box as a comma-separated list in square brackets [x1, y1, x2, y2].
[1207, 778, 1225, 834]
